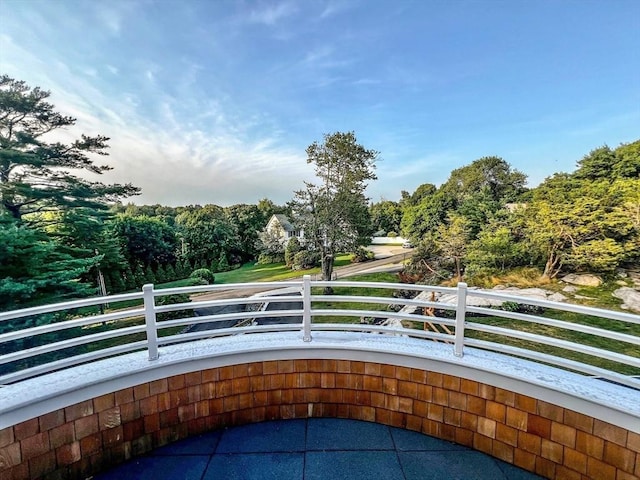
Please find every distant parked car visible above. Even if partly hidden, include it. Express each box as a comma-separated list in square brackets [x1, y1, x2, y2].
[402, 241, 414, 248]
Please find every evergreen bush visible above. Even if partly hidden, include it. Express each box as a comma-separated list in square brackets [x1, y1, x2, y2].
[189, 268, 215, 284]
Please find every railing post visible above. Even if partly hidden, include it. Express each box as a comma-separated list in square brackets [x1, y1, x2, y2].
[143, 284, 159, 360]
[454, 282, 467, 357]
[302, 275, 312, 342]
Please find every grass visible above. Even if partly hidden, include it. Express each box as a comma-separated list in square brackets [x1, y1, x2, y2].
[305, 267, 639, 376]
[311, 272, 400, 323]
[462, 311, 640, 375]
[464, 267, 551, 289]
[213, 254, 352, 284]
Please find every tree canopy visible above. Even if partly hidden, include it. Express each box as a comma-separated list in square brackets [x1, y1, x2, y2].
[400, 142, 639, 282]
[0, 76, 140, 308]
[0, 75, 139, 221]
[292, 131, 378, 289]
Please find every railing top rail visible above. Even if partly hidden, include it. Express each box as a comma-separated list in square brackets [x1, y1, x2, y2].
[156, 281, 301, 296]
[468, 289, 640, 323]
[1, 279, 638, 400]
[310, 280, 457, 294]
[0, 291, 143, 323]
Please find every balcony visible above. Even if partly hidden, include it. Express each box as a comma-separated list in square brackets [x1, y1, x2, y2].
[1, 277, 638, 479]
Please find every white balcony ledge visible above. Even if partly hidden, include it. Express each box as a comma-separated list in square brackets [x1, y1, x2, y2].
[1, 331, 638, 432]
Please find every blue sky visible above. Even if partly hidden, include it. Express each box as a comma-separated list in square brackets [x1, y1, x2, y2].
[1, 0, 638, 206]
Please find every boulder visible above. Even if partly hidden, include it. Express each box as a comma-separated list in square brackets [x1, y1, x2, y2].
[562, 285, 578, 293]
[438, 287, 565, 307]
[548, 293, 568, 303]
[499, 287, 550, 299]
[612, 287, 640, 313]
[560, 274, 602, 287]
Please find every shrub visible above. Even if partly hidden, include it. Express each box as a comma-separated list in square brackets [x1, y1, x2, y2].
[351, 246, 375, 263]
[165, 263, 177, 282]
[156, 293, 192, 321]
[293, 250, 320, 269]
[257, 253, 284, 264]
[285, 237, 302, 267]
[387, 231, 398, 238]
[189, 268, 215, 284]
[144, 265, 157, 284]
[217, 251, 230, 272]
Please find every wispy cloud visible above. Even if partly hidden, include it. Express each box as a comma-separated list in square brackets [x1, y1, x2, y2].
[247, 1, 298, 26]
[319, 1, 355, 19]
[0, 30, 311, 206]
[97, 7, 122, 35]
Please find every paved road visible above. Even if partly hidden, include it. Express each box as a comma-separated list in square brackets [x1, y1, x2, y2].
[188, 251, 411, 331]
[191, 251, 411, 303]
[255, 297, 302, 325]
[189, 304, 245, 332]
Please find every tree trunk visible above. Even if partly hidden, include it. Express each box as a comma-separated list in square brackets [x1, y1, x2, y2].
[3, 201, 21, 221]
[454, 257, 462, 282]
[542, 250, 560, 279]
[322, 253, 334, 294]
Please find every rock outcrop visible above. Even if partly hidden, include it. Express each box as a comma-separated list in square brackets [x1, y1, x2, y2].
[560, 274, 602, 287]
[612, 287, 640, 313]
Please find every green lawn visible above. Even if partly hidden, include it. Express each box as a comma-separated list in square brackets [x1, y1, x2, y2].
[311, 272, 400, 323]
[213, 254, 352, 284]
[463, 311, 640, 375]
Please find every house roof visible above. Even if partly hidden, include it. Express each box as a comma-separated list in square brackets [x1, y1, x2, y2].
[272, 214, 295, 231]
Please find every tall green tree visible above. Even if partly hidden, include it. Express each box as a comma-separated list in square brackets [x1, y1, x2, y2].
[175, 205, 240, 269]
[224, 203, 268, 260]
[401, 157, 527, 242]
[42, 208, 127, 293]
[110, 214, 177, 268]
[465, 217, 524, 274]
[400, 189, 453, 240]
[522, 174, 637, 278]
[574, 141, 640, 180]
[369, 199, 402, 235]
[0, 75, 139, 221]
[0, 221, 98, 310]
[435, 214, 470, 281]
[292, 132, 377, 291]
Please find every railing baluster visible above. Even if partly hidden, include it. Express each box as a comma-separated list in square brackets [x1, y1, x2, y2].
[302, 275, 312, 342]
[143, 284, 159, 360]
[454, 282, 467, 357]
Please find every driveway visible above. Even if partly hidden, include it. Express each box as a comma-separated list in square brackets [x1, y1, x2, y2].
[367, 244, 411, 259]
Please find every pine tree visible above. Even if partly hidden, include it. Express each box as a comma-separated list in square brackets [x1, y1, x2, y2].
[155, 264, 167, 284]
[109, 271, 126, 293]
[0, 76, 138, 221]
[144, 264, 157, 284]
[218, 251, 230, 272]
[165, 263, 177, 282]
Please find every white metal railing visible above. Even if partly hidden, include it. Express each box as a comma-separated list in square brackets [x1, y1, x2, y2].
[1, 276, 639, 389]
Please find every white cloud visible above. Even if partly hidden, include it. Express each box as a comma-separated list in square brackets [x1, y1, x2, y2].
[320, 1, 352, 19]
[0, 30, 312, 207]
[247, 1, 298, 26]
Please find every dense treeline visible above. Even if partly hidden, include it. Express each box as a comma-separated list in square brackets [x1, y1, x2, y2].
[1, 75, 638, 311]
[369, 142, 639, 284]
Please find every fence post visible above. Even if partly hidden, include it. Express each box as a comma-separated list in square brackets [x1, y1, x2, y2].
[143, 284, 159, 360]
[302, 275, 312, 342]
[454, 282, 467, 357]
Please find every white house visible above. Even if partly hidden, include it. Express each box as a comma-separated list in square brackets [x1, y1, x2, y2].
[265, 214, 304, 245]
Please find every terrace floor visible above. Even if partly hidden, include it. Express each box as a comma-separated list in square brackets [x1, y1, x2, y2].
[94, 418, 543, 480]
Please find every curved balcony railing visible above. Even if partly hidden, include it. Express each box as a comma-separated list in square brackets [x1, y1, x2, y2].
[1, 276, 639, 390]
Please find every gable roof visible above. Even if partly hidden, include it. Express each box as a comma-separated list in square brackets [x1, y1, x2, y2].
[271, 214, 295, 232]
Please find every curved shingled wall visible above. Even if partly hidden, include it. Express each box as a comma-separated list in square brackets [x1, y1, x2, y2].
[1, 359, 638, 480]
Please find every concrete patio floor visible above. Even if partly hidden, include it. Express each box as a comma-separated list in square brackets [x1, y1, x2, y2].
[94, 418, 544, 480]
